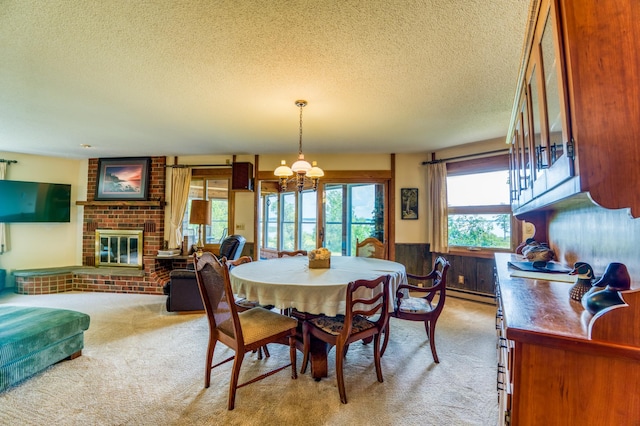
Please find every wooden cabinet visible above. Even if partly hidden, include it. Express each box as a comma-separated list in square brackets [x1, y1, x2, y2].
[508, 0, 640, 218]
[494, 253, 640, 425]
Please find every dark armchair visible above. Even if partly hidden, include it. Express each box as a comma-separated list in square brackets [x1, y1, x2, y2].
[164, 235, 246, 312]
[218, 235, 246, 261]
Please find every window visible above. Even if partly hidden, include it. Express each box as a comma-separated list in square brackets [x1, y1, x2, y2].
[182, 177, 229, 247]
[446, 156, 513, 250]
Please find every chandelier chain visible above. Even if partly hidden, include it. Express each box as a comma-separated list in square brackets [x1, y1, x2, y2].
[298, 103, 304, 155]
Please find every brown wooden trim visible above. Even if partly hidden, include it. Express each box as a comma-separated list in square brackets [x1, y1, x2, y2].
[254, 155, 260, 249]
[445, 248, 506, 259]
[257, 169, 392, 181]
[76, 200, 164, 207]
[191, 168, 232, 178]
[389, 154, 395, 260]
[228, 156, 236, 234]
[448, 205, 512, 214]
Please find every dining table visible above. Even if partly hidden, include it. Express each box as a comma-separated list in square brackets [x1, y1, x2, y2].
[229, 255, 407, 379]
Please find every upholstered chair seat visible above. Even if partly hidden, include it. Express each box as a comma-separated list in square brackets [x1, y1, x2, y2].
[307, 314, 377, 335]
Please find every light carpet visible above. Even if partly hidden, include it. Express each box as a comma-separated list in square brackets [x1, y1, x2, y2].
[0, 290, 498, 425]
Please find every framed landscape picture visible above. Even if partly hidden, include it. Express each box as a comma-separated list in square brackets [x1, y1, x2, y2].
[95, 157, 151, 201]
[401, 188, 418, 220]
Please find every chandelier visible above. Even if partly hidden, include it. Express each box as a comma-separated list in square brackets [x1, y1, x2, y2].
[274, 100, 324, 192]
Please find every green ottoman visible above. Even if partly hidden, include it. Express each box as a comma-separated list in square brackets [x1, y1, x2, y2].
[0, 305, 90, 392]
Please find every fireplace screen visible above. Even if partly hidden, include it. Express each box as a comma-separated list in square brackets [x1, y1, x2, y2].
[95, 229, 143, 268]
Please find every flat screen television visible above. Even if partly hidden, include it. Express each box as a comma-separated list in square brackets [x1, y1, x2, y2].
[0, 180, 71, 223]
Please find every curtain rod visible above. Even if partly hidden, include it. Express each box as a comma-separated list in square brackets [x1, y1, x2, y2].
[164, 163, 231, 168]
[421, 149, 508, 165]
[0, 159, 18, 164]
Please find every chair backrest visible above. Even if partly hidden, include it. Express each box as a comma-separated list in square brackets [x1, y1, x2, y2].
[355, 237, 386, 259]
[219, 235, 246, 261]
[193, 252, 242, 344]
[344, 275, 390, 336]
[427, 256, 449, 310]
[277, 250, 308, 258]
[227, 255, 253, 269]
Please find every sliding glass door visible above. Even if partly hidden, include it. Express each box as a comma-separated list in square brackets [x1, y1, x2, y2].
[259, 181, 386, 258]
[324, 183, 385, 256]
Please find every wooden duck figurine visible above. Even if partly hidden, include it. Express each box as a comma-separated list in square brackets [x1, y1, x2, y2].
[568, 262, 594, 301]
[520, 239, 555, 262]
[582, 262, 631, 315]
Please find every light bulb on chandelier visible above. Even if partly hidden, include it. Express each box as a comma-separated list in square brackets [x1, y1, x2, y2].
[274, 100, 324, 192]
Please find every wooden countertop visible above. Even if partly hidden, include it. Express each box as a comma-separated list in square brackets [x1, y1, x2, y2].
[497, 253, 640, 361]
[495, 253, 591, 342]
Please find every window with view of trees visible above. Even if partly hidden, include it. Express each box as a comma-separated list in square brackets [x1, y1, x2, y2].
[446, 160, 513, 250]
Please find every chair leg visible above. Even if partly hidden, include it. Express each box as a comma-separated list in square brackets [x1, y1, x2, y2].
[335, 342, 348, 404]
[380, 321, 390, 356]
[205, 339, 217, 388]
[427, 320, 439, 363]
[253, 344, 270, 359]
[228, 352, 245, 410]
[288, 335, 298, 379]
[300, 322, 310, 374]
[373, 332, 384, 383]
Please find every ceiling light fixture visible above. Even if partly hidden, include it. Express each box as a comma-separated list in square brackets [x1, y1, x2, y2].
[274, 100, 324, 192]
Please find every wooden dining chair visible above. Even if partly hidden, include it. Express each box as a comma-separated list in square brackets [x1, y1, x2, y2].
[301, 274, 391, 404]
[193, 252, 298, 410]
[226, 256, 273, 359]
[355, 237, 386, 259]
[380, 256, 449, 362]
[277, 250, 308, 258]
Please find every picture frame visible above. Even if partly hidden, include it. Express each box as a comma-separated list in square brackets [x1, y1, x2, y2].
[95, 157, 151, 201]
[401, 188, 418, 220]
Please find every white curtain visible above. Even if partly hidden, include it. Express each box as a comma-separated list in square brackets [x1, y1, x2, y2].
[0, 162, 7, 254]
[167, 167, 191, 249]
[425, 162, 449, 254]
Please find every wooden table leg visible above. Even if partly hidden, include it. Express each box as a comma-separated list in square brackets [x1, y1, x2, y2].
[295, 334, 328, 379]
[309, 337, 328, 380]
[292, 310, 329, 380]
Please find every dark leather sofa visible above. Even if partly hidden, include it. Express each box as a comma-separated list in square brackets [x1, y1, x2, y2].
[163, 235, 246, 312]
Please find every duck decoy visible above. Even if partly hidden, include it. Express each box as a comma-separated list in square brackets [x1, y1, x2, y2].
[582, 262, 631, 315]
[568, 262, 594, 301]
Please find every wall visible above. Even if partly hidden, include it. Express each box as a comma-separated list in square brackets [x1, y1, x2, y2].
[0, 152, 85, 287]
[1, 139, 506, 291]
[395, 137, 507, 243]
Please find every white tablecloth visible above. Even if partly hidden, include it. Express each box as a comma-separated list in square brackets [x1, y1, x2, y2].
[229, 256, 407, 316]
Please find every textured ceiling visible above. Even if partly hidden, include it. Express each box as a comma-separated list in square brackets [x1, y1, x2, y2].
[0, 0, 531, 159]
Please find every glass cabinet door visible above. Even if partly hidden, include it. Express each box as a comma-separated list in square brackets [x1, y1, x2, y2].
[509, 136, 519, 206]
[530, 0, 574, 192]
[527, 62, 546, 175]
[540, 10, 564, 167]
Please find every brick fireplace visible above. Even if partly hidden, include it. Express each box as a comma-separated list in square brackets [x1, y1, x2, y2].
[78, 156, 174, 294]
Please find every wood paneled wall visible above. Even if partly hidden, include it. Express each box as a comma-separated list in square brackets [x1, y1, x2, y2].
[394, 243, 431, 275]
[549, 203, 640, 287]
